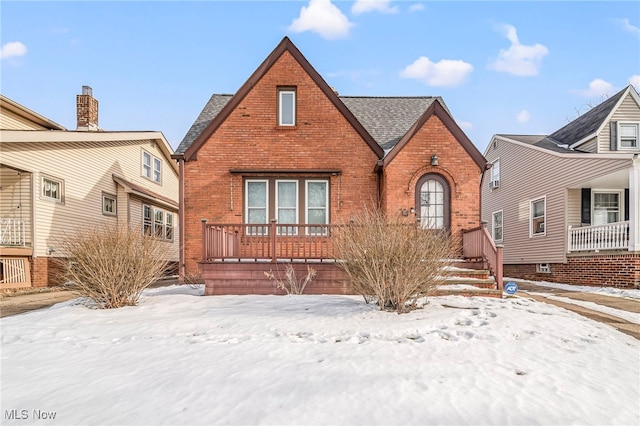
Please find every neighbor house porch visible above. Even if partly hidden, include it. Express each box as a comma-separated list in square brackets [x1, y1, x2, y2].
[0, 164, 33, 289]
[199, 220, 503, 296]
[567, 159, 639, 254]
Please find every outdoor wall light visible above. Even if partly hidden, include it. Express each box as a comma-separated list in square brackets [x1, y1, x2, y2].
[431, 154, 439, 166]
[409, 207, 415, 214]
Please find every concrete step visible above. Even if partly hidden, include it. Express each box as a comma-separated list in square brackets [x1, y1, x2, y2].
[432, 286, 503, 299]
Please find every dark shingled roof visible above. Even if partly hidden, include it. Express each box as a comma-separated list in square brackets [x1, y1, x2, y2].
[547, 87, 626, 146]
[175, 94, 233, 154]
[175, 94, 448, 155]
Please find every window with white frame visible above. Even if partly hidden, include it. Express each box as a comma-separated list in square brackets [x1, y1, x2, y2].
[102, 193, 117, 216]
[142, 150, 162, 183]
[276, 181, 298, 235]
[245, 178, 329, 235]
[530, 197, 546, 236]
[42, 176, 63, 202]
[492, 210, 503, 242]
[143, 204, 174, 241]
[618, 122, 639, 149]
[592, 192, 621, 225]
[278, 88, 296, 126]
[306, 180, 328, 235]
[490, 159, 500, 189]
[246, 180, 268, 235]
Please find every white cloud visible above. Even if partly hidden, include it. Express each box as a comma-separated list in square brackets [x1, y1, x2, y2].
[0, 41, 27, 60]
[576, 79, 615, 97]
[619, 18, 640, 36]
[457, 120, 473, 131]
[400, 56, 473, 87]
[352, 0, 398, 15]
[409, 3, 425, 13]
[629, 75, 640, 91]
[288, 0, 353, 40]
[517, 110, 531, 123]
[489, 24, 549, 76]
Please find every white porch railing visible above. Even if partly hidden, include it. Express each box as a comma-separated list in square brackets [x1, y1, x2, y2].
[568, 221, 629, 253]
[1, 218, 26, 246]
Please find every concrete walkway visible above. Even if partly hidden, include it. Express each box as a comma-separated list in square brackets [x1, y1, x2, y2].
[513, 281, 640, 340]
[0, 277, 179, 318]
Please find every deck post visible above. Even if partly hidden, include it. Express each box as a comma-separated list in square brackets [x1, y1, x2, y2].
[270, 219, 277, 263]
[201, 219, 208, 262]
[496, 244, 503, 291]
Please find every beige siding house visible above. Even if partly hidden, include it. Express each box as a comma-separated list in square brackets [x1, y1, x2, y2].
[482, 85, 640, 287]
[0, 88, 179, 289]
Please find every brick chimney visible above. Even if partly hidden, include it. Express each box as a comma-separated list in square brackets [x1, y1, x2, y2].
[76, 86, 99, 131]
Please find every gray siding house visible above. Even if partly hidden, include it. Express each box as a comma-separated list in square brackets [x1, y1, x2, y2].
[482, 85, 639, 287]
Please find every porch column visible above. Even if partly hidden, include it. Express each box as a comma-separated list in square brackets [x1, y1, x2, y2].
[630, 157, 640, 252]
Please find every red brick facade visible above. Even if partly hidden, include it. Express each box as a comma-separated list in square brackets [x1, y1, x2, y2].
[178, 38, 486, 287]
[504, 253, 640, 288]
[181, 51, 381, 277]
[382, 114, 483, 257]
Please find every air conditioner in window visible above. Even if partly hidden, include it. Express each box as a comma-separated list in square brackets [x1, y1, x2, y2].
[490, 180, 500, 189]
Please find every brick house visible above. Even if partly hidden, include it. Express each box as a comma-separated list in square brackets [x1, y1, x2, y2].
[173, 37, 498, 295]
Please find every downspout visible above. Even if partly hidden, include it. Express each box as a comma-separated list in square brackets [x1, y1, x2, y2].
[177, 156, 185, 284]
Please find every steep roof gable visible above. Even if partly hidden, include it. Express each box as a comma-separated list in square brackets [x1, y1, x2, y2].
[177, 37, 384, 161]
[382, 99, 487, 170]
[548, 85, 636, 147]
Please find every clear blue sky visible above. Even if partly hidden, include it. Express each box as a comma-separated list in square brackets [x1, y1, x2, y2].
[2, 1, 639, 153]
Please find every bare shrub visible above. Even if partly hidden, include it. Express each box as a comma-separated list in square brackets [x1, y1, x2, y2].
[58, 225, 170, 309]
[264, 263, 316, 295]
[334, 208, 452, 313]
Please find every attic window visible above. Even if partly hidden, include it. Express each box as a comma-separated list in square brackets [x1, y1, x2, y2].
[618, 123, 639, 149]
[278, 87, 296, 126]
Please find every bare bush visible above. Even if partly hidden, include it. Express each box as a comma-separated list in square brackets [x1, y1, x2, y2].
[334, 208, 452, 313]
[58, 225, 170, 309]
[264, 263, 316, 295]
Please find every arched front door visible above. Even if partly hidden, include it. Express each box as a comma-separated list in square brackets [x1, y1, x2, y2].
[415, 174, 450, 230]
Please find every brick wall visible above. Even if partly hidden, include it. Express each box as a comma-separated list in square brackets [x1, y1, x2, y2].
[504, 253, 640, 288]
[382, 114, 483, 256]
[32, 257, 65, 287]
[182, 51, 380, 278]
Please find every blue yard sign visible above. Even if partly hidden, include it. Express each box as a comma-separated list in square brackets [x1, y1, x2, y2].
[505, 281, 518, 295]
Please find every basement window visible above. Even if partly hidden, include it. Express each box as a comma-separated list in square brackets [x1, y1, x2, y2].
[536, 263, 551, 274]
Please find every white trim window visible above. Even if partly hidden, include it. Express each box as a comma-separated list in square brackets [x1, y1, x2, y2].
[143, 204, 174, 241]
[276, 180, 298, 235]
[618, 122, 639, 150]
[306, 180, 329, 235]
[102, 193, 117, 216]
[530, 197, 546, 236]
[42, 176, 63, 202]
[278, 88, 296, 126]
[492, 210, 503, 242]
[490, 159, 500, 189]
[244, 178, 329, 235]
[592, 191, 621, 225]
[142, 150, 162, 183]
[246, 180, 268, 235]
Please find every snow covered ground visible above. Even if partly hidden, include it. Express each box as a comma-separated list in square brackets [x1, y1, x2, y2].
[1, 284, 639, 426]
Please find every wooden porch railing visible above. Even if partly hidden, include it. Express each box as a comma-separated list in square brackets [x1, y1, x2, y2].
[1, 219, 26, 246]
[461, 225, 503, 290]
[201, 220, 338, 262]
[568, 221, 629, 253]
[202, 220, 504, 289]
